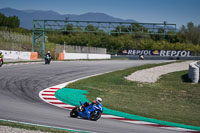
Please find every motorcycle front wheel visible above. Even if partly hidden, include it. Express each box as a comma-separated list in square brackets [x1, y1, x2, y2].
[90, 111, 102, 121]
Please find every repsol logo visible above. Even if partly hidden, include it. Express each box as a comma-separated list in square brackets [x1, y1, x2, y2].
[122, 49, 191, 57]
[159, 50, 191, 57]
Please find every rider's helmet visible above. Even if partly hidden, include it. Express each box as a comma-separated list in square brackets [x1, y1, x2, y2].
[96, 97, 102, 103]
[47, 51, 50, 54]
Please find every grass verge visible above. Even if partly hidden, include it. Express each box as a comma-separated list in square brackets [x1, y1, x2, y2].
[67, 62, 200, 127]
[4, 60, 43, 64]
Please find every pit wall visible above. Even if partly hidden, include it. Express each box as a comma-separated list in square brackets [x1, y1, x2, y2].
[0, 50, 38, 60]
[58, 52, 111, 60]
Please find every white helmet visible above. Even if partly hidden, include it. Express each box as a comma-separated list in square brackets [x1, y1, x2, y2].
[96, 97, 102, 103]
[47, 51, 50, 53]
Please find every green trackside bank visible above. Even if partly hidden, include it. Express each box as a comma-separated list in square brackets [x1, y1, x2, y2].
[55, 88, 200, 131]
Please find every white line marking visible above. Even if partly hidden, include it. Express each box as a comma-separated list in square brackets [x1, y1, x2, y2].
[41, 92, 55, 94]
[41, 96, 56, 98]
[160, 127, 196, 132]
[44, 100, 61, 102]
[123, 120, 157, 125]
[101, 115, 124, 118]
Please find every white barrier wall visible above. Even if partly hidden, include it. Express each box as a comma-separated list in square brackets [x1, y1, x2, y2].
[64, 53, 111, 60]
[88, 53, 111, 59]
[188, 61, 199, 83]
[1, 50, 31, 60]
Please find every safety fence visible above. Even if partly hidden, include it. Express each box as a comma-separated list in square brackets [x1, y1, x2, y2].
[0, 41, 32, 52]
[55, 44, 106, 54]
[0, 31, 31, 43]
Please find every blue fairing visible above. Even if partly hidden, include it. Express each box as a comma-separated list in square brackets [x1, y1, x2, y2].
[78, 102, 103, 119]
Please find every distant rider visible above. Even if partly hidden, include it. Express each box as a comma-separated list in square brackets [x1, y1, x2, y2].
[45, 51, 51, 61]
[80, 97, 102, 112]
[46, 51, 51, 58]
[0, 51, 4, 64]
[139, 54, 144, 60]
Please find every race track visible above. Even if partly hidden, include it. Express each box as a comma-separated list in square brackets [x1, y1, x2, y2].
[0, 60, 180, 133]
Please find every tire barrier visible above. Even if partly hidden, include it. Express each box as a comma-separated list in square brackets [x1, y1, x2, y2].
[57, 52, 64, 60]
[30, 52, 38, 60]
[189, 61, 200, 83]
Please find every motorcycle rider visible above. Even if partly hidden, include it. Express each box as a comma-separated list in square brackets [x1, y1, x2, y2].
[139, 54, 144, 60]
[80, 97, 102, 112]
[0, 51, 4, 64]
[45, 51, 51, 63]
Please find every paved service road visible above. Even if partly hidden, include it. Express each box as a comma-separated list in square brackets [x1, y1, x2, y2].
[0, 60, 179, 133]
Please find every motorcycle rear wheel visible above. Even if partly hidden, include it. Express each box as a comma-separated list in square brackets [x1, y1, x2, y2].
[70, 108, 78, 118]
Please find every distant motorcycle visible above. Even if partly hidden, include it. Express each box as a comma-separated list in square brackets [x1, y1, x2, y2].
[139, 55, 144, 60]
[0, 58, 3, 67]
[70, 101, 103, 121]
[45, 55, 51, 64]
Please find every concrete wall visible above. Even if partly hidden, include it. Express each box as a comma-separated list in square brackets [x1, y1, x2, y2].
[0, 50, 38, 60]
[64, 53, 111, 60]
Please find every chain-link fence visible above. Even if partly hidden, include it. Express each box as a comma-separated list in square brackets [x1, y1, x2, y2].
[55, 44, 106, 54]
[0, 31, 32, 52]
[0, 42, 32, 51]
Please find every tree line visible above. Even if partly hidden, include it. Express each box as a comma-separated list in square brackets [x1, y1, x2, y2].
[48, 22, 200, 54]
[0, 13, 20, 28]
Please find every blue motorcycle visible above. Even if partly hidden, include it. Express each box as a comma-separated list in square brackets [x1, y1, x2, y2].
[70, 101, 103, 121]
[45, 55, 51, 64]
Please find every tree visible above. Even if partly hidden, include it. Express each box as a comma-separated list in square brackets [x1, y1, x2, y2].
[0, 13, 6, 26]
[111, 25, 129, 36]
[157, 28, 165, 40]
[130, 23, 148, 33]
[6, 16, 20, 28]
[0, 13, 20, 28]
[76, 26, 83, 32]
[85, 24, 97, 32]
[177, 22, 200, 45]
[165, 30, 177, 43]
[66, 23, 73, 31]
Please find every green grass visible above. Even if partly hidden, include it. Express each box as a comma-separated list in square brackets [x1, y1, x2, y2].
[67, 62, 200, 127]
[0, 120, 85, 133]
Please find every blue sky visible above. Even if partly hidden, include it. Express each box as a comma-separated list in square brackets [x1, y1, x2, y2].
[0, 0, 199, 28]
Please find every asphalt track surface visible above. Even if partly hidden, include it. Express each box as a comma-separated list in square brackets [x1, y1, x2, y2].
[0, 60, 180, 133]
